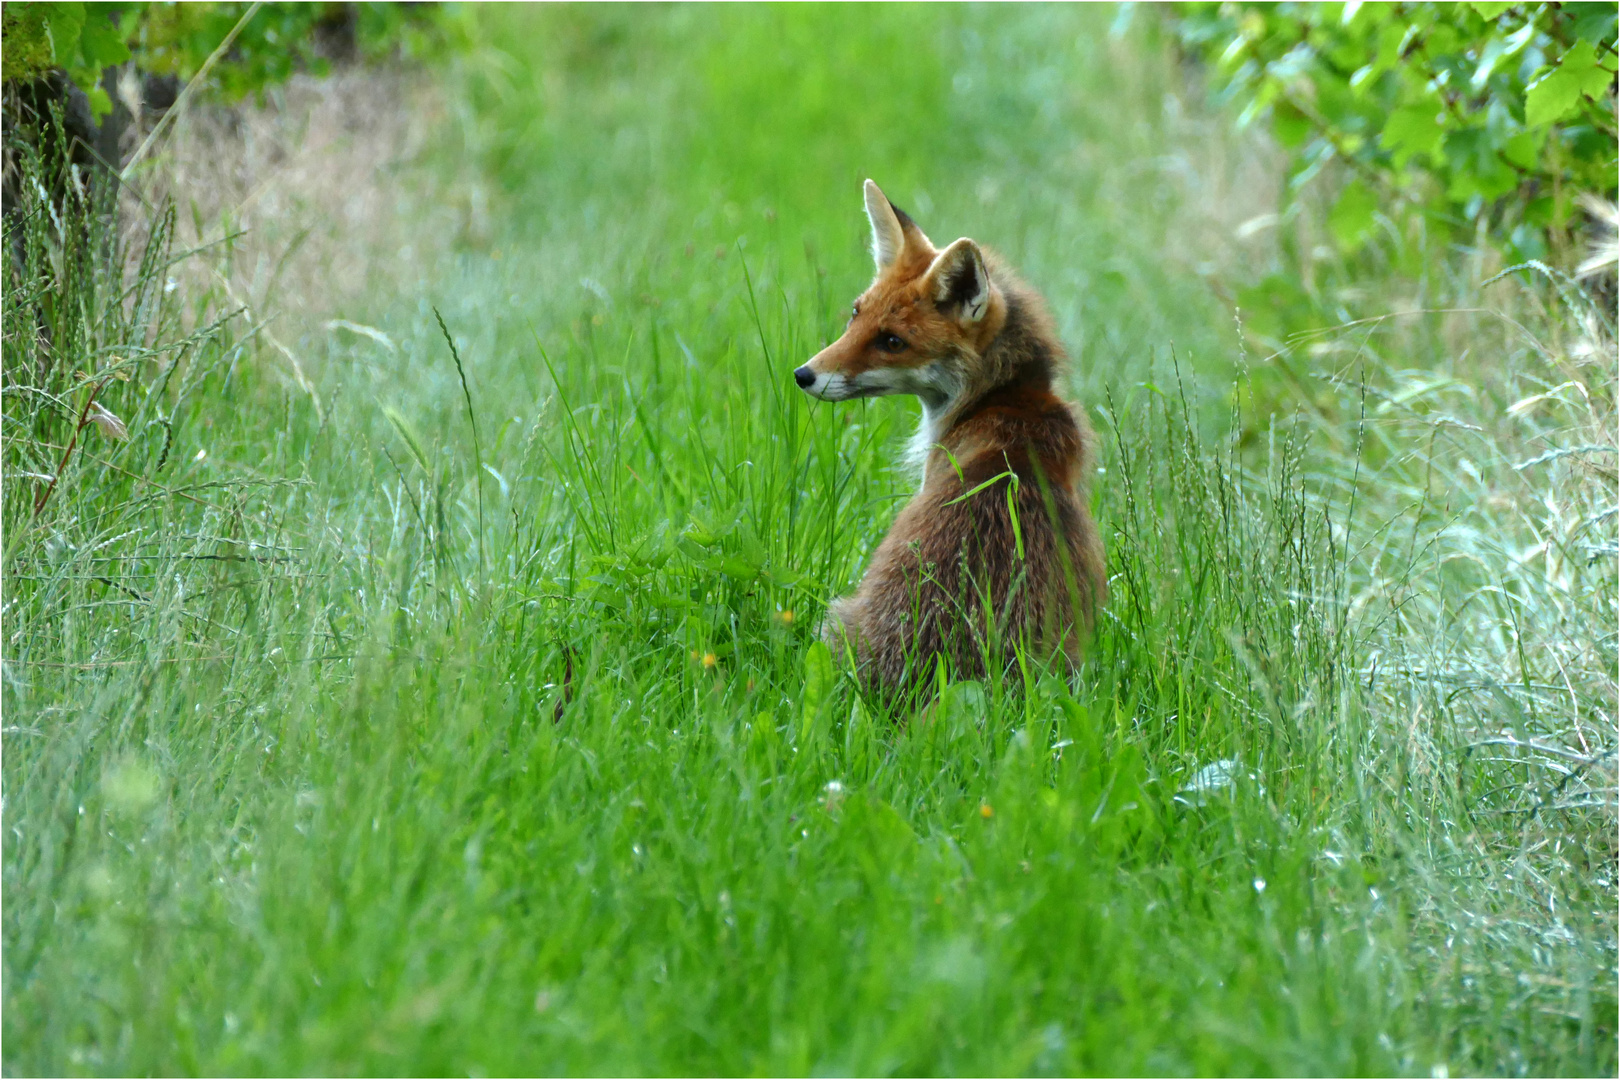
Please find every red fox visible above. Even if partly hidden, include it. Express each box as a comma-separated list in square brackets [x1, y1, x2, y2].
[794, 180, 1105, 695]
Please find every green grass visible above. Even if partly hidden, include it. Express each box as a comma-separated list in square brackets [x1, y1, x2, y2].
[4, 5, 1615, 1075]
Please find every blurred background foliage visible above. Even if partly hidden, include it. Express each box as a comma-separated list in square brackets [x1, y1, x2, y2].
[5, 3, 1613, 277]
[1, 2, 133, 116]
[1, 1, 466, 119]
[1165, 1, 1617, 262]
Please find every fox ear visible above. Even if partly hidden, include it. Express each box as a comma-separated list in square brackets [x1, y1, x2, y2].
[925, 238, 992, 324]
[863, 179, 932, 272]
[864, 180, 906, 271]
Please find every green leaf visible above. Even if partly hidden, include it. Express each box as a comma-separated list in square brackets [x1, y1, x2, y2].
[1523, 195, 1555, 227]
[42, 3, 85, 65]
[1425, 23, 1461, 55]
[1373, 21, 1407, 69]
[1525, 40, 1612, 128]
[937, 680, 987, 742]
[586, 583, 626, 612]
[801, 640, 834, 739]
[1380, 103, 1445, 163]
[1272, 100, 1313, 149]
[760, 564, 804, 586]
[78, 8, 130, 69]
[1471, 37, 1507, 89]
[1445, 155, 1517, 203]
[1570, 6, 1619, 47]
[1501, 128, 1543, 170]
[1442, 126, 1519, 201]
[85, 84, 112, 121]
[1469, 2, 1513, 21]
[1328, 178, 1379, 249]
[717, 556, 760, 582]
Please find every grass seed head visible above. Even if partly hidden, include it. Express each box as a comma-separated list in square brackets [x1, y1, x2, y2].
[87, 403, 128, 441]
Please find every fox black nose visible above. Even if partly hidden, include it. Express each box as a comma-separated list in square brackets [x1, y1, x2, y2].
[793, 366, 815, 389]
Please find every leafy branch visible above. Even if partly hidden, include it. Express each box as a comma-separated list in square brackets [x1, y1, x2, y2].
[1167, 1, 1618, 260]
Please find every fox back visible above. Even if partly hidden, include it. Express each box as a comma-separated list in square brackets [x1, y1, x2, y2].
[794, 181, 1105, 696]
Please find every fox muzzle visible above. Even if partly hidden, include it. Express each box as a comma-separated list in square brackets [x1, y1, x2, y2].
[793, 363, 856, 401]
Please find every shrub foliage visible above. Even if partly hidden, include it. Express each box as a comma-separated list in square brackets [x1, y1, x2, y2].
[1168, 2, 1618, 258]
[0, 2, 462, 118]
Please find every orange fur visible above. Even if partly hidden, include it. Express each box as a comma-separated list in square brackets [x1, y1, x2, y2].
[794, 181, 1106, 697]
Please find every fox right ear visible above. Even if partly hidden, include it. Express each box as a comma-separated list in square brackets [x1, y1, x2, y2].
[925, 238, 993, 324]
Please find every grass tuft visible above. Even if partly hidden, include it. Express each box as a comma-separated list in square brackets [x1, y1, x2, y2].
[435, 306, 486, 581]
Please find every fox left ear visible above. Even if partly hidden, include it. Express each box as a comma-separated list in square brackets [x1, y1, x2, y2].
[864, 180, 906, 271]
[925, 238, 993, 324]
[864, 179, 934, 273]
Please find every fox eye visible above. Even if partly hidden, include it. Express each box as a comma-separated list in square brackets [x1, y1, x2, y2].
[850, 303, 860, 321]
[874, 332, 906, 354]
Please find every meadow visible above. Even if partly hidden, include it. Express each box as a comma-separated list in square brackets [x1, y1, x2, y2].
[3, 6, 1615, 1075]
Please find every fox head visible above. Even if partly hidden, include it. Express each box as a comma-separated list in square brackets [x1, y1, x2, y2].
[794, 180, 1005, 411]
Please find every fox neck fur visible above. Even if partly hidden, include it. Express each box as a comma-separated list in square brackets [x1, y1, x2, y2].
[902, 280, 1060, 480]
